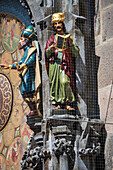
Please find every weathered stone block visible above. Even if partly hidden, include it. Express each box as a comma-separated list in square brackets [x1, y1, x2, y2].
[105, 133, 113, 170]
[98, 85, 113, 132]
[52, 125, 71, 134]
[101, 6, 113, 41]
[96, 40, 113, 88]
[95, 35, 101, 46]
[101, 0, 113, 9]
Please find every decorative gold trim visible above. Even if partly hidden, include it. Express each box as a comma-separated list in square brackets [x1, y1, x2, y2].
[25, 29, 34, 32]
[22, 29, 35, 38]
[57, 48, 64, 52]
[9, 65, 12, 69]
[28, 32, 35, 38]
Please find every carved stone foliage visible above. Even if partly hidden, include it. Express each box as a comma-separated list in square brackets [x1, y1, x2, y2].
[21, 115, 51, 170]
[53, 138, 74, 158]
[21, 109, 104, 170]
[21, 133, 43, 170]
[78, 119, 102, 157]
[47, 112, 104, 170]
[21, 132, 51, 169]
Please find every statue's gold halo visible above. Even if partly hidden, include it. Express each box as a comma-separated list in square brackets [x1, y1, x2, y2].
[51, 13, 64, 24]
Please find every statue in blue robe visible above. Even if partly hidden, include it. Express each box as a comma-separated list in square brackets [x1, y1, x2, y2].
[0, 26, 42, 117]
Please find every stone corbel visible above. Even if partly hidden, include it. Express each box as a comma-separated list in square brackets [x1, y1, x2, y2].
[53, 138, 74, 158]
[78, 119, 103, 156]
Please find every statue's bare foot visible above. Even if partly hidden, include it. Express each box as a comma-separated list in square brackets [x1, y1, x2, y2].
[53, 105, 61, 110]
[66, 106, 75, 110]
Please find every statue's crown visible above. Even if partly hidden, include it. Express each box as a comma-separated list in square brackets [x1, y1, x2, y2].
[51, 13, 64, 24]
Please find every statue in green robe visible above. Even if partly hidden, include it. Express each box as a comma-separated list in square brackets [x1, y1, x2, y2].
[45, 13, 79, 110]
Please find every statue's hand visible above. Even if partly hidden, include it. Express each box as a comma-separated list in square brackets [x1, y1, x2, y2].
[50, 43, 56, 52]
[18, 63, 26, 71]
[69, 38, 73, 46]
[0, 64, 9, 69]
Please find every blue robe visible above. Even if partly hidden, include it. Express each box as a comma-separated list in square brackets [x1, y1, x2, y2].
[11, 46, 36, 95]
